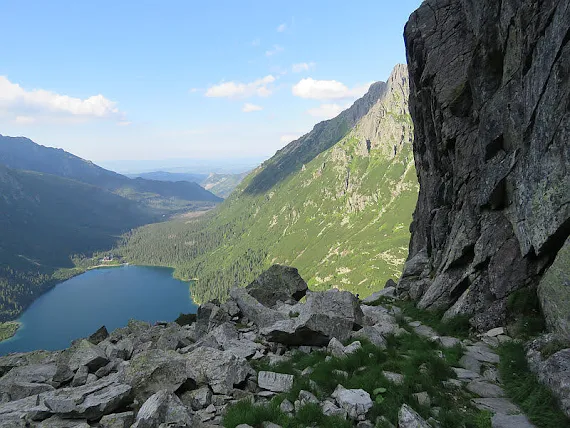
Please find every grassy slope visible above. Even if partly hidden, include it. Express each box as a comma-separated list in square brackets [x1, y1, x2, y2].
[119, 66, 418, 302]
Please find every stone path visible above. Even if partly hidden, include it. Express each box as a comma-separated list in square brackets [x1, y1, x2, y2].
[405, 320, 535, 428]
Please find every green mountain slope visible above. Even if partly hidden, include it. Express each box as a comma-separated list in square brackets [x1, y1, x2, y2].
[118, 64, 418, 302]
[201, 172, 249, 198]
[0, 164, 153, 320]
[0, 135, 222, 212]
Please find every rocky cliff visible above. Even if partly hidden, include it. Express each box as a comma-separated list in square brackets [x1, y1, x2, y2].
[397, 0, 570, 331]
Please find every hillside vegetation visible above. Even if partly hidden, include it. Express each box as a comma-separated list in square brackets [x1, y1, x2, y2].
[118, 64, 418, 302]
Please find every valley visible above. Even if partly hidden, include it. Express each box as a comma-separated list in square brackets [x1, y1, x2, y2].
[117, 64, 418, 304]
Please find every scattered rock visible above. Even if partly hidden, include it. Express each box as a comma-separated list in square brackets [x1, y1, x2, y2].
[180, 386, 212, 411]
[485, 327, 504, 338]
[280, 399, 294, 413]
[327, 338, 362, 358]
[472, 398, 522, 415]
[44, 374, 131, 420]
[99, 411, 135, 428]
[132, 390, 193, 428]
[351, 326, 388, 349]
[88, 326, 109, 345]
[362, 285, 396, 305]
[321, 400, 348, 419]
[398, 403, 431, 428]
[332, 384, 373, 421]
[382, 371, 404, 385]
[66, 340, 109, 372]
[412, 391, 431, 407]
[257, 371, 294, 393]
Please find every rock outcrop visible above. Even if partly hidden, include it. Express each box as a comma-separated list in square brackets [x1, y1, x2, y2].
[398, 0, 570, 330]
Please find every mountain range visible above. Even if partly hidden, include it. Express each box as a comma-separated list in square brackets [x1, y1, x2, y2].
[0, 136, 222, 320]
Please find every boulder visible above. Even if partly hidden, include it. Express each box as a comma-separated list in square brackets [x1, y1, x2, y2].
[539, 236, 570, 338]
[321, 400, 347, 418]
[491, 413, 534, 428]
[528, 348, 570, 417]
[362, 285, 397, 305]
[180, 386, 212, 411]
[0, 363, 58, 399]
[398, 404, 430, 428]
[66, 340, 109, 372]
[0, 351, 57, 377]
[118, 349, 189, 405]
[194, 302, 230, 339]
[88, 326, 109, 345]
[43, 374, 131, 420]
[257, 371, 294, 393]
[0, 393, 52, 422]
[132, 390, 193, 428]
[99, 411, 135, 428]
[245, 265, 308, 307]
[185, 347, 253, 394]
[351, 326, 388, 349]
[327, 338, 362, 358]
[192, 322, 261, 359]
[332, 385, 372, 421]
[261, 290, 364, 346]
[229, 287, 288, 329]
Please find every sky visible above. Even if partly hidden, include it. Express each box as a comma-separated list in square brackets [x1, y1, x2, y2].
[0, 0, 421, 167]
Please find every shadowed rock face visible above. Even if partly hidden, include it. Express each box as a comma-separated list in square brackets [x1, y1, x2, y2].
[399, 0, 570, 330]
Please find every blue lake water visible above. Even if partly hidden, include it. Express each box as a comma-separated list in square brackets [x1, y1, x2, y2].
[0, 265, 198, 355]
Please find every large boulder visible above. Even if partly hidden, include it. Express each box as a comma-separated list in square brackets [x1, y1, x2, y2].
[245, 265, 308, 307]
[194, 302, 230, 339]
[0, 351, 58, 377]
[261, 290, 364, 346]
[539, 236, 570, 338]
[185, 347, 253, 394]
[229, 287, 288, 328]
[132, 390, 194, 428]
[118, 349, 189, 405]
[43, 374, 131, 420]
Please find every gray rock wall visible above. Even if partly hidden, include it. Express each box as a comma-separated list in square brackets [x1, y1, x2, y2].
[399, 0, 570, 330]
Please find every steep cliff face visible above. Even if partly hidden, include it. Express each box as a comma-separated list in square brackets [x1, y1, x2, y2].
[398, 0, 570, 330]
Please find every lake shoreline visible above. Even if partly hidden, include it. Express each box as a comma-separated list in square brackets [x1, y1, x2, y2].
[0, 265, 198, 354]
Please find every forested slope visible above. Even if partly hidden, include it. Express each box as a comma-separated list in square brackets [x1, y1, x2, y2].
[119, 64, 418, 302]
[0, 164, 152, 320]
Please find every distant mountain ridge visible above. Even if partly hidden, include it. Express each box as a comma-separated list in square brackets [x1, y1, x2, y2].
[0, 135, 222, 207]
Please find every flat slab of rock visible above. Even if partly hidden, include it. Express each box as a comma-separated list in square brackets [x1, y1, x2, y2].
[99, 411, 135, 428]
[332, 385, 372, 421]
[351, 326, 388, 349]
[464, 345, 500, 364]
[453, 367, 481, 380]
[472, 398, 522, 415]
[491, 413, 535, 428]
[258, 371, 294, 392]
[467, 380, 505, 398]
[44, 374, 131, 420]
[362, 286, 396, 305]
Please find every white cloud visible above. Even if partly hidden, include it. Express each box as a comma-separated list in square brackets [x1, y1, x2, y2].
[307, 103, 350, 119]
[0, 76, 122, 121]
[205, 75, 276, 99]
[277, 23, 287, 32]
[292, 78, 371, 100]
[292, 62, 316, 73]
[265, 45, 284, 57]
[280, 133, 302, 143]
[242, 103, 263, 112]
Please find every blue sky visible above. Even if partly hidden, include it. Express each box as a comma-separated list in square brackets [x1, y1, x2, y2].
[0, 0, 421, 165]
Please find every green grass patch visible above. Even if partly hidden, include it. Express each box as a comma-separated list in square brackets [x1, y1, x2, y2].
[231, 332, 492, 428]
[506, 288, 546, 339]
[498, 342, 570, 428]
[395, 301, 472, 339]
